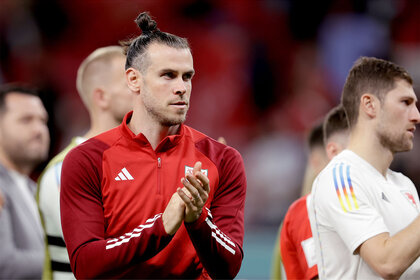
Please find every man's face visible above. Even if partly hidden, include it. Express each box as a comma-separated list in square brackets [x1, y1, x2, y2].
[0, 93, 50, 169]
[107, 55, 134, 122]
[376, 79, 420, 153]
[139, 43, 194, 127]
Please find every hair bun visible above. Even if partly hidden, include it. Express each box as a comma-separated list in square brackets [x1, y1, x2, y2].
[135, 12, 158, 35]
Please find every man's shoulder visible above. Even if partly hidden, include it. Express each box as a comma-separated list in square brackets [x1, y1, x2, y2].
[287, 195, 308, 214]
[71, 127, 121, 156]
[44, 138, 83, 170]
[318, 151, 364, 180]
[184, 125, 241, 159]
[284, 195, 309, 225]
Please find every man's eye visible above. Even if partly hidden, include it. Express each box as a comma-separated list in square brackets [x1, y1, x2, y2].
[164, 72, 175, 78]
[183, 74, 192, 81]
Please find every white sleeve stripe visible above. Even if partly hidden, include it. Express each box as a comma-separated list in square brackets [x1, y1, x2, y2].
[206, 207, 213, 218]
[105, 214, 162, 249]
[106, 233, 141, 249]
[211, 232, 235, 255]
[205, 218, 235, 247]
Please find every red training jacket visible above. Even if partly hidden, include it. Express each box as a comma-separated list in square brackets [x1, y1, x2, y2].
[60, 112, 246, 279]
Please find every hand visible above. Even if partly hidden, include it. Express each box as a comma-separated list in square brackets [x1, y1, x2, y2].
[162, 192, 185, 235]
[177, 161, 210, 223]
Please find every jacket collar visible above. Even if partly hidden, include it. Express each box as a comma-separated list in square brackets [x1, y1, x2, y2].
[119, 111, 184, 152]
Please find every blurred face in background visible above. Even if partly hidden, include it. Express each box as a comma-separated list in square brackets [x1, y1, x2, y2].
[106, 55, 134, 122]
[0, 92, 50, 172]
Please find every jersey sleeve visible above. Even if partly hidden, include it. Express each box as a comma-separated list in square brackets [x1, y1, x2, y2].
[60, 142, 174, 279]
[184, 146, 246, 279]
[312, 163, 389, 253]
[280, 197, 318, 280]
[281, 208, 306, 279]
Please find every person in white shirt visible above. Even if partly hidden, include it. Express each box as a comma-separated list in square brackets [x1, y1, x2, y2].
[309, 56, 420, 279]
[37, 46, 134, 279]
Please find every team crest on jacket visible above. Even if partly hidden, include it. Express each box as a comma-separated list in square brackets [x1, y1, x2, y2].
[401, 190, 417, 208]
[185, 165, 208, 177]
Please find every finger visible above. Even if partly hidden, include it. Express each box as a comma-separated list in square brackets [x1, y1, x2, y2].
[193, 161, 202, 175]
[193, 172, 210, 193]
[180, 186, 192, 200]
[184, 175, 207, 201]
[177, 187, 195, 208]
[182, 178, 203, 204]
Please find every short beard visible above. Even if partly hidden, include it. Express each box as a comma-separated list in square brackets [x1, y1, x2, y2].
[377, 128, 412, 154]
[145, 105, 187, 127]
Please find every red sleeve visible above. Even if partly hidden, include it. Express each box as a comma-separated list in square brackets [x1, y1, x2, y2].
[185, 142, 246, 279]
[281, 196, 318, 280]
[60, 140, 173, 279]
[280, 206, 305, 279]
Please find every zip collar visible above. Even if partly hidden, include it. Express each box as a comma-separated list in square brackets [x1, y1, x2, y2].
[119, 111, 184, 152]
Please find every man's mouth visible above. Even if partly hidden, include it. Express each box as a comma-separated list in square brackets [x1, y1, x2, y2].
[170, 101, 188, 108]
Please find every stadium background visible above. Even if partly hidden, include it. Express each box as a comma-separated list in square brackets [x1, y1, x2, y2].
[1, 0, 419, 278]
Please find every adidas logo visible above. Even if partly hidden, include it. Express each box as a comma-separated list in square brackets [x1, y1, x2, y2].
[382, 192, 390, 203]
[115, 167, 134, 181]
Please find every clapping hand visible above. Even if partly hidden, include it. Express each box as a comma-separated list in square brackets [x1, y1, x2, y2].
[177, 161, 210, 223]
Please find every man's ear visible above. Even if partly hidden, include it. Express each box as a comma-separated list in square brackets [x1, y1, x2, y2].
[92, 88, 109, 110]
[326, 142, 339, 161]
[126, 68, 141, 94]
[360, 93, 378, 119]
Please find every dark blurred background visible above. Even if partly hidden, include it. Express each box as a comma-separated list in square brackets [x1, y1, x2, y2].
[1, 0, 419, 277]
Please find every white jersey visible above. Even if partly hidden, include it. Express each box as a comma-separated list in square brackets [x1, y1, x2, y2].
[309, 150, 420, 279]
[38, 137, 85, 280]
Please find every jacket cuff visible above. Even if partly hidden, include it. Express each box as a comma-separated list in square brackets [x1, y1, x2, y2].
[184, 207, 208, 230]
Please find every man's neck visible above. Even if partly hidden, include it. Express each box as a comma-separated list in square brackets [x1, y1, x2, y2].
[0, 152, 31, 176]
[128, 111, 180, 150]
[347, 125, 393, 178]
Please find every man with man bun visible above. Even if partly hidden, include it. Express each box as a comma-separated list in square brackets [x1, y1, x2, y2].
[309, 57, 420, 279]
[38, 45, 133, 279]
[60, 12, 246, 279]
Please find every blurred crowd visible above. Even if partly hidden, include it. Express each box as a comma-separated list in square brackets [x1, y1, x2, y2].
[1, 0, 419, 230]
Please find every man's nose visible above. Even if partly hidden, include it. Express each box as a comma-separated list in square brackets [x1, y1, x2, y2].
[411, 106, 420, 124]
[173, 78, 187, 95]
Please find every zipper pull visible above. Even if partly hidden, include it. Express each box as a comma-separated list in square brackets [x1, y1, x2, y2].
[157, 157, 161, 168]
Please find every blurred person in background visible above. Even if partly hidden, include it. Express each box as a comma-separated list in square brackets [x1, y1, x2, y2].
[310, 57, 420, 279]
[60, 11, 246, 279]
[37, 46, 133, 279]
[0, 84, 50, 279]
[299, 123, 329, 197]
[271, 105, 349, 279]
[0, 190, 3, 213]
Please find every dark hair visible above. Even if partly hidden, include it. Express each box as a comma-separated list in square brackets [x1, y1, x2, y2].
[307, 122, 324, 150]
[120, 12, 190, 72]
[341, 56, 413, 127]
[0, 83, 40, 112]
[323, 105, 349, 146]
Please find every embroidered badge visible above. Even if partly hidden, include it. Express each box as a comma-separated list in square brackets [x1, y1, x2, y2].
[185, 165, 208, 177]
